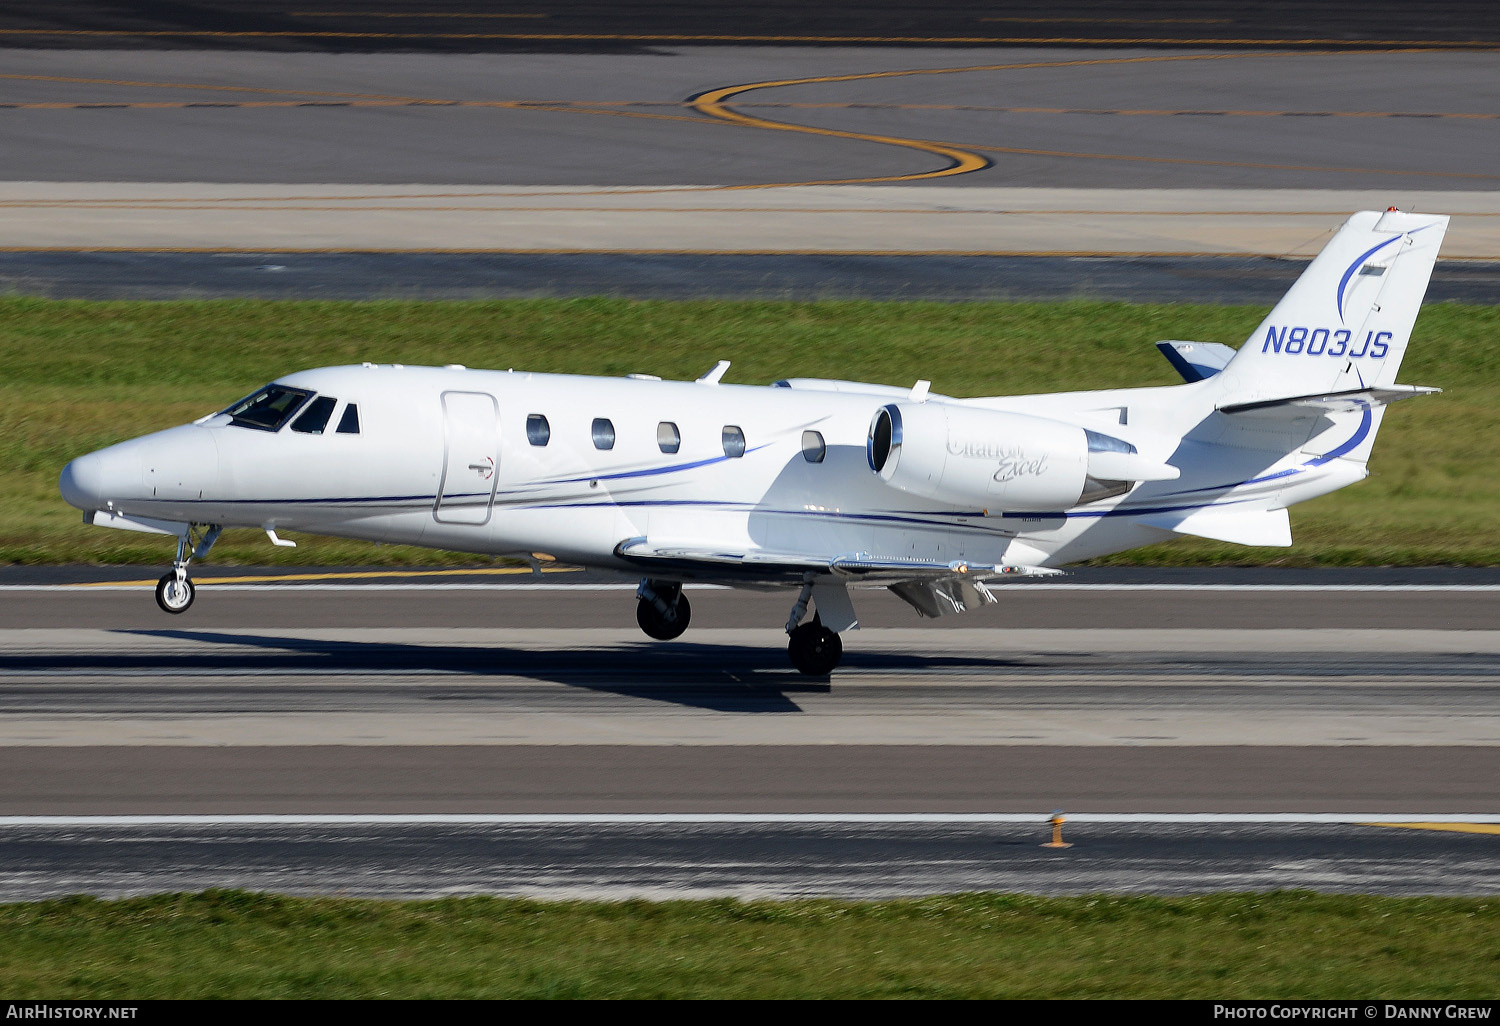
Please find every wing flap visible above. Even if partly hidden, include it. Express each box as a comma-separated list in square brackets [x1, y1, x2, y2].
[888, 577, 997, 618]
[827, 555, 1064, 582]
[616, 537, 1064, 584]
[615, 537, 824, 579]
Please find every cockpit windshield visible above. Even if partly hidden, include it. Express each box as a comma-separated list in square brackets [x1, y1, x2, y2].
[221, 385, 314, 431]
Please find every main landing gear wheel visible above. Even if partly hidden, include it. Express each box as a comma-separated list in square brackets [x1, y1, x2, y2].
[788, 620, 842, 676]
[155, 573, 195, 614]
[636, 591, 691, 641]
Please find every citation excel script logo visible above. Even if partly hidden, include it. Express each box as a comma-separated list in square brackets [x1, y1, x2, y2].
[1261, 326, 1393, 359]
[946, 439, 1049, 482]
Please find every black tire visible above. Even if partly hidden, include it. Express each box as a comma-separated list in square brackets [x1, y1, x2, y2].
[788, 622, 842, 675]
[155, 573, 195, 614]
[636, 592, 691, 641]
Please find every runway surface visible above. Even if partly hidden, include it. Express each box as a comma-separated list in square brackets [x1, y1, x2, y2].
[2, 570, 1498, 897]
[6, 6, 1500, 901]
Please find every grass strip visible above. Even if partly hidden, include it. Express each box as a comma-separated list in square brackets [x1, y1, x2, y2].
[1, 890, 1497, 999]
[5, 296, 1498, 566]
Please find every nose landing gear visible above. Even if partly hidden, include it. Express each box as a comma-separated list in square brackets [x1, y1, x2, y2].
[154, 524, 221, 615]
[636, 579, 691, 640]
[155, 572, 195, 614]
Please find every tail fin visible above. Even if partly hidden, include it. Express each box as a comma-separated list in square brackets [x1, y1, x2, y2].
[1217, 209, 1448, 403]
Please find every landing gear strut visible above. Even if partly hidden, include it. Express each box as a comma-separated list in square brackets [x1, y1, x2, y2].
[636, 578, 691, 640]
[785, 579, 845, 675]
[154, 524, 221, 615]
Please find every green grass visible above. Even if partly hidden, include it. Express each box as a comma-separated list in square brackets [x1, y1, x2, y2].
[5, 296, 1498, 566]
[1, 891, 1497, 998]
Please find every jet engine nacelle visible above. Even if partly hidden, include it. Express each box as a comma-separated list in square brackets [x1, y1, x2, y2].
[867, 403, 1179, 512]
[867, 403, 1087, 511]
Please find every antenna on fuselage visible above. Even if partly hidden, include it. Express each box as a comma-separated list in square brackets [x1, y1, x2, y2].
[696, 360, 730, 385]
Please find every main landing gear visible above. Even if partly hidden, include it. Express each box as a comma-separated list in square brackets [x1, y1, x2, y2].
[633, 576, 847, 676]
[787, 617, 842, 676]
[785, 579, 844, 676]
[636, 579, 691, 640]
[154, 524, 221, 615]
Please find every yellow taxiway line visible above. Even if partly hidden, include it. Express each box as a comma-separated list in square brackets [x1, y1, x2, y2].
[1367, 822, 1500, 836]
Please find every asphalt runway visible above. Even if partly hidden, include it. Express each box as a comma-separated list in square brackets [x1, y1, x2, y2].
[2, 572, 1499, 896]
[1, 574, 1496, 775]
[6, 6, 1500, 901]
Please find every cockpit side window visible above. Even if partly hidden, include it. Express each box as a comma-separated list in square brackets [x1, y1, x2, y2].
[290, 395, 337, 434]
[336, 403, 360, 434]
[221, 385, 313, 432]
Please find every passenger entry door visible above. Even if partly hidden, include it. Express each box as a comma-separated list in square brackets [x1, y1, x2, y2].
[434, 391, 499, 525]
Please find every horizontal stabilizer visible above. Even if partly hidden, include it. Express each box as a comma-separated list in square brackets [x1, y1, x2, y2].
[1137, 506, 1292, 547]
[1219, 384, 1440, 416]
[1156, 340, 1237, 383]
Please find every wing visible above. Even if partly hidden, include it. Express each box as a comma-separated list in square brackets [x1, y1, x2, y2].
[614, 536, 1063, 617]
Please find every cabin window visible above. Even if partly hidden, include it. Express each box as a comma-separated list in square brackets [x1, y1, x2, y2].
[592, 418, 615, 450]
[722, 425, 746, 458]
[221, 384, 313, 432]
[526, 414, 550, 446]
[336, 403, 360, 434]
[290, 395, 337, 434]
[657, 421, 681, 454]
[802, 430, 826, 464]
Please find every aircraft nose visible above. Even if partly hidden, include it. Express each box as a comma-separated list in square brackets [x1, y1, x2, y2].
[58, 444, 145, 512]
[59, 454, 105, 511]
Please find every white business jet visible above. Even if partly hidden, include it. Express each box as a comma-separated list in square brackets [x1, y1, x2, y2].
[59, 210, 1445, 674]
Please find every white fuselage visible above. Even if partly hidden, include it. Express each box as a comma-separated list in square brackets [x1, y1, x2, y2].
[58, 361, 1370, 575]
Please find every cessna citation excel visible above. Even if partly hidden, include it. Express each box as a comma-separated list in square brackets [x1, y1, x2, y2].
[60, 210, 1445, 674]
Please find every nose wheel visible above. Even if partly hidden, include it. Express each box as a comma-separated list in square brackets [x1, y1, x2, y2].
[155, 572, 196, 614]
[153, 524, 220, 615]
